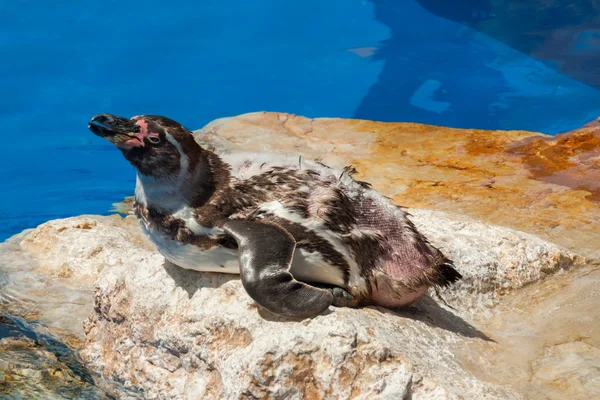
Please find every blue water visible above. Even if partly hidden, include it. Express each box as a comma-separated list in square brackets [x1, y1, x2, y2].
[2, 0, 600, 241]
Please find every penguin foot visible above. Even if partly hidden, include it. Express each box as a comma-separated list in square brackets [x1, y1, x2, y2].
[329, 287, 359, 308]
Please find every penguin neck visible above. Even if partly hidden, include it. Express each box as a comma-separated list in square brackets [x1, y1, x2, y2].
[134, 148, 231, 212]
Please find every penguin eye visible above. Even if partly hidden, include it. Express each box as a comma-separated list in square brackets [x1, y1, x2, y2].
[147, 136, 161, 145]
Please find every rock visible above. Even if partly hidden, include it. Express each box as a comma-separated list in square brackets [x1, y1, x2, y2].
[3, 112, 599, 399]
[459, 264, 600, 400]
[1, 214, 156, 347]
[196, 112, 600, 259]
[9, 210, 573, 399]
[19, 214, 154, 283]
[1, 232, 95, 345]
[0, 335, 105, 399]
[531, 341, 600, 399]
[408, 209, 580, 315]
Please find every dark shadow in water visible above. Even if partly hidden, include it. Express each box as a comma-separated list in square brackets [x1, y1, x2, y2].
[356, 0, 600, 130]
[415, 0, 600, 89]
[2, 315, 94, 385]
[355, 0, 508, 128]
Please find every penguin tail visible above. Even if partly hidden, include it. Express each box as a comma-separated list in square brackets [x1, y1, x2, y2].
[433, 258, 462, 287]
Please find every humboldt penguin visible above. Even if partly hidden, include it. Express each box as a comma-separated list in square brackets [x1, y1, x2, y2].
[89, 114, 461, 318]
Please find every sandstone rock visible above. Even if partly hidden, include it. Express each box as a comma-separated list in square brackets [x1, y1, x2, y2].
[19, 214, 154, 283]
[531, 341, 600, 399]
[3, 112, 599, 399]
[9, 210, 578, 399]
[196, 112, 600, 259]
[408, 209, 579, 316]
[0, 333, 105, 399]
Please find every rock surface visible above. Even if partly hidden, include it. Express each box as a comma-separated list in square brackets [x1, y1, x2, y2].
[8, 209, 582, 399]
[197, 112, 600, 259]
[409, 210, 580, 316]
[19, 215, 155, 283]
[464, 266, 600, 400]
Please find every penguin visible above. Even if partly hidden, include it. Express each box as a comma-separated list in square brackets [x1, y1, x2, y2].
[88, 114, 461, 318]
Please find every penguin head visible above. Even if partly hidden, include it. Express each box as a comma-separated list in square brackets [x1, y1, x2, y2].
[89, 114, 202, 180]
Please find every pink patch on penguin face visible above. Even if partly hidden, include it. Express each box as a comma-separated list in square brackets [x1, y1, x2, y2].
[121, 137, 145, 148]
[133, 118, 159, 142]
[117, 117, 157, 149]
[115, 118, 151, 149]
[135, 118, 149, 135]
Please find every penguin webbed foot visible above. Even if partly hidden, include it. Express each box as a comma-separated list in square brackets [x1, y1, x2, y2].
[310, 283, 360, 308]
[329, 286, 359, 308]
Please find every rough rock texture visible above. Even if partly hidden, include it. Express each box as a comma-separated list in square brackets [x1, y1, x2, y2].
[19, 215, 155, 283]
[3, 113, 599, 399]
[197, 112, 600, 259]
[0, 325, 108, 399]
[463, 266, 600, 400]
[531, 341, 600, 399]
[409, 210, 580, 316]
[13, 210, 583, 399]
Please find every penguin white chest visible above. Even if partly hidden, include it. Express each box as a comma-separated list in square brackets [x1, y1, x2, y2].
[139, 219, 346, 286]
[139, 222, 241, 274]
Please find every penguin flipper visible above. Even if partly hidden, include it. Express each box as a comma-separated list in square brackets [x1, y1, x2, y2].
[221, 219, 334, 318]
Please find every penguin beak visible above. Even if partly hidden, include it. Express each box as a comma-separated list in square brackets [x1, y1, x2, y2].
[88, 114, 145, 149]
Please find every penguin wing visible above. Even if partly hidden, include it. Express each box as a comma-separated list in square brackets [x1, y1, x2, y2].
[221, 219, 334, 318]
